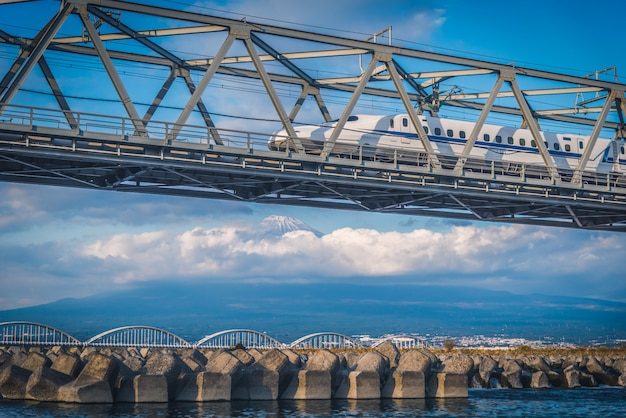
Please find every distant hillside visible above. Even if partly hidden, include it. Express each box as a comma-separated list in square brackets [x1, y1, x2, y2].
[1, 282, 624, 345]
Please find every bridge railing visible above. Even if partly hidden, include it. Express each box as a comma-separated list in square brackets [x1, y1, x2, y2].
[0, 103, 272, 149]
[1, 103, 625, 194]
[0, 322, 433, 350]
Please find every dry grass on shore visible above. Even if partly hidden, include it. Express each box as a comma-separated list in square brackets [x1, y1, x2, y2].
[443, 345, 626, 357]
[304, 345, 626, 357]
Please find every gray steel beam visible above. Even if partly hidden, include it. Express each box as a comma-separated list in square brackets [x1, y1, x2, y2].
[77, 5, 146, 135]
[455, 74, 506, 171]
[506, 71, 558, 180]
[87, 5, 185, 66]
[181, 70, 222, 145]
[385, 57, 440, 168]
[142, 66, 176, 125]
[2, 35, 620, 132]
[249, 32, 316, 86]
[169, 32, 235, 140]
[0, 28, 78, 128]
[242, 33, 303, 152]
[81, 0, 625, 92]
[572, 89, 616, 183]
[321, 55, 379, 158]
[0, 3, 73, 112]
[37, 57, 78, 129]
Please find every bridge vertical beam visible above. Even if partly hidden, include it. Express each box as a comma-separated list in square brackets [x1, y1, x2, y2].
[505, 70, 559, 181]
[385, 56, 441, 169]
[169, 32, 235, 141]
[572, 89, 616, 183]
[455, 74, 506, 171]
[0, 3, 73, 113]
[321, 54, 379, 158]
[77, 5, 147, 136]
[242, 33, 305, 153]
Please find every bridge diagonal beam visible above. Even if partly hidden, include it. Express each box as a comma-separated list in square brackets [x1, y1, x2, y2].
[242, 33, 304, 153]
[287, 84, 328, 123]
[180, 70, 223, 145]
[314, 181, 372, 211]
[385, 57, 441, 169]
[2, 35, 619, 132]
[89, 5, 223, 144]
[455, 74, 506, 171]
[390, 58, 430, 99]
[169, 32, 235, 141]
[0, 2, 73, 113]
[565, 204, 584, 228]
[321, 54, 379, 158]
[505, 70, 559, 181]
[87, 5, 185, 66]
[160, 166, 244, 200]
[143, 66, 177, 125]
[77, 5, 147, 136]
[249, 32, 316, 86]
[572, 89, 617, 183]
[37, 57, 79, 129]
[0, 153, 102, 189]
[0, 28, 78, 129]
[446, 194, 484, 220]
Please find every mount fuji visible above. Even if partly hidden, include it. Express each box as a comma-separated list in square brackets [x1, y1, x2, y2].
[259, 215, 323, 238]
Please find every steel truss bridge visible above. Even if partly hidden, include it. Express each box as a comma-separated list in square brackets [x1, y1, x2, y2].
[1, 1, 625, 230]
[0, 322, 429, 349]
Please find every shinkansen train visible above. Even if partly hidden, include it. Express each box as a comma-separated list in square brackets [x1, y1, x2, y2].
[268, 114, 626, 173]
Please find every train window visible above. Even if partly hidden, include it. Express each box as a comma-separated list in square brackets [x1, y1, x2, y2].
[446, 129, 453, 137]
[563, 136, 571, 142]
[348, 115, 359, 121]
[495, 135, 502, 143]
[402, 118, 408, 127]
[484, 134, 490, 142]
[519, 138, 526, 146]
[554, 143, 560, 151]
[544, 142, 548, 149]
[424, 126, 429, 134]
[565, 144, 571, 152]
[507, 137, 514, 145]
[622, 146, 625, 155]
[435, 127, 441, 135]
[460, 130, 466, 139]
[579, 140, 584, 149]
[531, 140, 537, 147]
[389, 119, 394, 128]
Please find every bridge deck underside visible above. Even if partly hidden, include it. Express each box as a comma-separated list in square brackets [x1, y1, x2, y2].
[1, 127, 625, 231]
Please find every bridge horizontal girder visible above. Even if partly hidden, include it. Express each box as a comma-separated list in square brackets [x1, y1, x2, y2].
[1, 114, 624, 231]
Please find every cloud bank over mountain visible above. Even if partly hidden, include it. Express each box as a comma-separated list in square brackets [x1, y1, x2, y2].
[1, 194, 623, 311]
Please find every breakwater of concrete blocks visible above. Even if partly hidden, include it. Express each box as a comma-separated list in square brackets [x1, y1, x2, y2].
[1, 344, 624, 403]
[0, 343, 467, 403]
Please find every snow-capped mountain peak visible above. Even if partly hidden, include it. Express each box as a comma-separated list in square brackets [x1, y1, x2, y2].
[260, 215, 323, 238]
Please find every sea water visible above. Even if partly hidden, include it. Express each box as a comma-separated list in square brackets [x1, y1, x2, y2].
[1, 388, 625, 417]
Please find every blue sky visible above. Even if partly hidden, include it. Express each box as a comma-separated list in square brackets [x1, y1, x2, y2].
[0, 0, 625, 311]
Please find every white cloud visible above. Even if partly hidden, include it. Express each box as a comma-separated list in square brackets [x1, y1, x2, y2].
[74, 220, 621, 295]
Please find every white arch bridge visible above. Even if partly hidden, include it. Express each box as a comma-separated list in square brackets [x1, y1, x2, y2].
[0, 1, 625, 230]
[0, 322, 428, 350]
